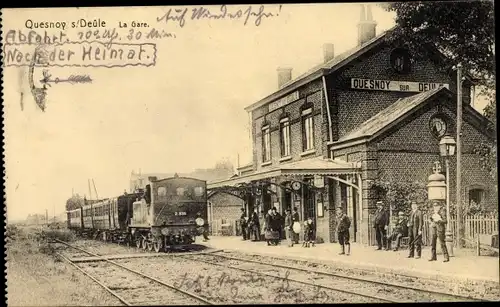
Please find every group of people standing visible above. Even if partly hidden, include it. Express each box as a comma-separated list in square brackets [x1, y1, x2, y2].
[239, 207, 315, 247]
[238, 199, 451, 263]
[372, 200, 450, 262]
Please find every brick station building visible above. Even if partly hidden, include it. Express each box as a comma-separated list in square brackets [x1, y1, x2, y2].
[207, 6, 495, 244]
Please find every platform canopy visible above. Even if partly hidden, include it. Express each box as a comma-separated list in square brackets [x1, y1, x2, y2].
[207, 157, 360, 189]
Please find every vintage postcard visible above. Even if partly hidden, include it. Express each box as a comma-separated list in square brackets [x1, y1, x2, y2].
[2, 2, 498, 306]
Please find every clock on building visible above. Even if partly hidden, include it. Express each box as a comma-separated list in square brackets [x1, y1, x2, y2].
[429, 116, 447, 138]
[292, 181, 302, 191]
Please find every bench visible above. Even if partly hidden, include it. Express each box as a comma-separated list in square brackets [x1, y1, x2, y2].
[388, 236, 410, 249]
[400, 236, 410, 248]
[218, 222, 233, 236]
[477, 234, 499, 255]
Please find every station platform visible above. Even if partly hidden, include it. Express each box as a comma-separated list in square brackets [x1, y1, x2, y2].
[200, 236, 500, 284]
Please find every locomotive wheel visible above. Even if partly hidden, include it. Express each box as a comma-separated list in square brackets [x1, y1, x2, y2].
[142, 238, 148, 250]
[135, 236, 142, 249]
[147, 240, 153, 252]
[153, 238, 163, 253]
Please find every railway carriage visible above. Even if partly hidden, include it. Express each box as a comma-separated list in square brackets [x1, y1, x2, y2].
[67, 208, 83, 229]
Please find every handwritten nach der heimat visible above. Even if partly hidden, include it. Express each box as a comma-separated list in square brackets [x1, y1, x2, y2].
[4, 41, 156, 67]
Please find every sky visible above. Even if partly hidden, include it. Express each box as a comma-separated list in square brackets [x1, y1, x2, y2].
[2, 3, 491, 221]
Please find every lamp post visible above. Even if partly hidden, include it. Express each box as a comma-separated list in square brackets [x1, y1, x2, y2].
[439, 135, 457, 257]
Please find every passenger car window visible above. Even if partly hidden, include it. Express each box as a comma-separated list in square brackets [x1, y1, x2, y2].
[194, 186, 204, 197]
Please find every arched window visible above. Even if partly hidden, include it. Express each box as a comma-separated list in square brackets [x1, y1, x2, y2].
[262, 124, 271, 162]
[390, 48, 411, 74]
[280, 117, 291, 157]
[301, 108, 314, 151]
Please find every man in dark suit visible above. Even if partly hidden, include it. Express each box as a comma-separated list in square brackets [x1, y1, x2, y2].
[250, 208, 260, 241]
[387, 211, 408, 251]
[407, 201, 424, 259]
[373, 201, 389, 250]
[429, 202, 450, 262]
[336, 208, 351, 255]
[240, 208, 248, 241]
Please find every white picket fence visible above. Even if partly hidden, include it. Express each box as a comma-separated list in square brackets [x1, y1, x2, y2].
[369, 213, 498, 248]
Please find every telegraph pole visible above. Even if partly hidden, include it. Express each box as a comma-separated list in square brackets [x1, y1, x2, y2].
[88, 179, 93, 200]
[92, 179, 99, 200]
[456, 63, 463, 249]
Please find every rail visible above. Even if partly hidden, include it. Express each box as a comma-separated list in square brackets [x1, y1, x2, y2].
[186, 252, 491, 302]
[53, 239, 215, 305]
[182, 255, 399, 303]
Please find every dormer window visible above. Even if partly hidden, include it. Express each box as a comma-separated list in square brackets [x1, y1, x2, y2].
[390, 48, 411, 74]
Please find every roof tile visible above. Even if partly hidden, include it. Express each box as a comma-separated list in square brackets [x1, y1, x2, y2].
[336, 86, 449, 143]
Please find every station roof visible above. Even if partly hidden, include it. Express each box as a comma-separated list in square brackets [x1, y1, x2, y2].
[207, 156, 359, 189]
[331, 86, 494, 150]
[336, 86, 448, 144]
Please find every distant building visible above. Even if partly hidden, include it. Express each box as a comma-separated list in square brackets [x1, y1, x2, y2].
[208, 5, 495, 245]
[129, 163, 235, 192]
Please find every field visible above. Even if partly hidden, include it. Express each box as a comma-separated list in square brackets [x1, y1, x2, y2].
[5, 225, 122, 306]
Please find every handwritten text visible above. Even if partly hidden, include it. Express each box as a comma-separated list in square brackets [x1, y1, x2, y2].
[157, 5, 281, 28]
[3, 42, 156, 67]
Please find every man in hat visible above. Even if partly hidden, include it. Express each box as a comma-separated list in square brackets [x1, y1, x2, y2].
[336, 207, 351, 255]
[239, 207, 248, 241]
[270, 207, 281, 245]
[250, 207, 260, 241]
[407, 201, 424, 259]
[284, 208, 294, 247]
[429, 202, 450, 262]
[387, 211, 408, 251]
[373, 201, 389, 250]
[265, 209, 273, 245]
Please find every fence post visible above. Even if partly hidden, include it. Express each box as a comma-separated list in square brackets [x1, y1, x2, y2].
[476, 235, 480, 256]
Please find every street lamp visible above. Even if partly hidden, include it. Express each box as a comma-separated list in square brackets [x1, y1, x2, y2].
[439, 135, 457, 257]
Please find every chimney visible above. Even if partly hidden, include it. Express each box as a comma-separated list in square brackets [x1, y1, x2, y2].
[357, 4, 377, 46]
[323, 43, 335, 63]
[277, 67, 293, 89]
[148, 176, 157, 182]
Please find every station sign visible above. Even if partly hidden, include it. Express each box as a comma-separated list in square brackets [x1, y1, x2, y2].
[351, 78, 449, 93]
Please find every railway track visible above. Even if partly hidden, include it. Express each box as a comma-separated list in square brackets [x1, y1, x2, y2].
[183, 252, 488, 303]
[54, 239, 216, 306]
[181, 254, 399, 303]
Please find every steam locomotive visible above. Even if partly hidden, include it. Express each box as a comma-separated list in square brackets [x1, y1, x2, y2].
[67, 175, 208, 252]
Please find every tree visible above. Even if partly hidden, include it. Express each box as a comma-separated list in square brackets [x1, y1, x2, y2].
[381, 2, 494, 83]
[371, 179, 429, 215]
[382, 1, 497, 190]
[382, 2, 495, 117]
[65, 194, 85, 211]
